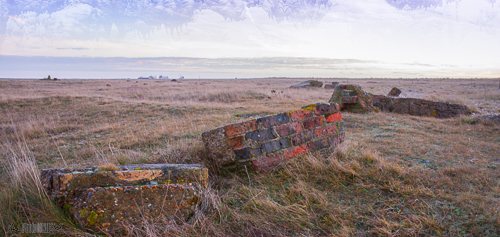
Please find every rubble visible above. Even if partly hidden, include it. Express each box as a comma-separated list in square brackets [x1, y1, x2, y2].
[388, 87, 402, 97]
[291, 80, 323, 88]
[330, 84, 473, 118]
[328, 84, 374, 113]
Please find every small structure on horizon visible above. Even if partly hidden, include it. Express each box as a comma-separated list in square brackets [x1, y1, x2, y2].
[138, 76, 155, 79]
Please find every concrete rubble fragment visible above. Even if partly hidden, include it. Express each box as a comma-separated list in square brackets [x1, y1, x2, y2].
[290, 80, 324, 88]
[328, 84, 374, 113]
[42, 164, 208, 234]
[325, 82, 339, 89]
[202, 103, 345, 172]
[388, 87, 402, 97]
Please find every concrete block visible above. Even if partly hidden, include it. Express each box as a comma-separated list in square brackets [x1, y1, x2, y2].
[41, 164, 208, 234]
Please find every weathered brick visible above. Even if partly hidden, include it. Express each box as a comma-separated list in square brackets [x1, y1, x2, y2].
[303, 116, 324, 130]
[292, 130, 314, 145]
[261, 138, 291, 153]
[339, 132, 345, 143]
[245, 128, 276, 142]
[257, 113, 289, 128]
[325, 113, 342, 123]
[202, 127, 235, 165]
[275, 122, 302, 137]
[315, 103, 339, 116]
[252, 153, 283, 171]
[234, 148, 262, 161]
[316, 124, 337, 138]
[225, 120, 257, 138]
[328, 134, 339, 146]
[337, 121, 344, 133]
[309, 137, 329, 151]
[227, 136, 244, 149]
[283, 144, 308, 159]
[288, 109, 314, 122]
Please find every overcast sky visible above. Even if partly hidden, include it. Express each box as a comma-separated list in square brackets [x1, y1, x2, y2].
[0, 0, 499, 79]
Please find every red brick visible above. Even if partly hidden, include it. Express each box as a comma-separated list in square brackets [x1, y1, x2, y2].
[252, 154, 283, 171]
[316, 125, 337, 138]
[303, 116, 324, 130]
[225, 120, 257, 138]
[292, 130, 314, 145]
[245, 128, 275, 142]
[315, 103, 339, 116]
[227, 136, 244, 149]
[275, 122, 302, 137]
[257, 113, 289, 128]
[234, 148, 262, 161]
[325, 113, 342, 123]
[328, 134, 339, 146]
[288, 109, 313, 122]
[283, 144, 308, 159]
[308, 137, 329, 151]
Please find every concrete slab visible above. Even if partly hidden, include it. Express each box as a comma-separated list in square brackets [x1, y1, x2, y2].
[41, 164, 208, 234]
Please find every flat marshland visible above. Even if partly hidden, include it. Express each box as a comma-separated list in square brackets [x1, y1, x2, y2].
[0, 78, 499, 236]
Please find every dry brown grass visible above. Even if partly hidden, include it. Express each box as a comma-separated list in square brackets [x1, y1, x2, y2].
[0, 78, 499, 236]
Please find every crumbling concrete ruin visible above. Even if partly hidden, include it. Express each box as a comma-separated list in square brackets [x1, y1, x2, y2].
[42, 164, 208, 234]
[328, 84, 374, 113]
[330, 84, 473, 118]
[371, 96, 473, 118]
[202, 103, 345, 171]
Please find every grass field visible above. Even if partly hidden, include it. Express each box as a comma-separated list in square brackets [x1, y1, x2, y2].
[1, 78, 499, 236]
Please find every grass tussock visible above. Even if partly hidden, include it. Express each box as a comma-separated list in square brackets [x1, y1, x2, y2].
[0, 141, 86, 236]
[0, 78, 499, 236]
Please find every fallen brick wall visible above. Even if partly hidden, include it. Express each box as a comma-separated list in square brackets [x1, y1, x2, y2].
[202, 103, 345, 171]
[42, 164, 208, 234]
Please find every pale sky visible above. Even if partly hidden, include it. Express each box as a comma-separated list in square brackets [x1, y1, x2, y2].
[0, 0, 499, 78]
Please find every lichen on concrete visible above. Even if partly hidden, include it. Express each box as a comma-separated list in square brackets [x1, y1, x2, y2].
[41, 164, 208, 234]
[328, 84, 374, 113]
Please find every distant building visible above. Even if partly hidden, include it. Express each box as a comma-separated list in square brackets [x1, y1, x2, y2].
[138, 76, 155, 79]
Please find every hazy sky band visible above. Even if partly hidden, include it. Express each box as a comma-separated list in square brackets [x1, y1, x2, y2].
[1, 0, 499, 78]
[1, 55, 498, 79]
